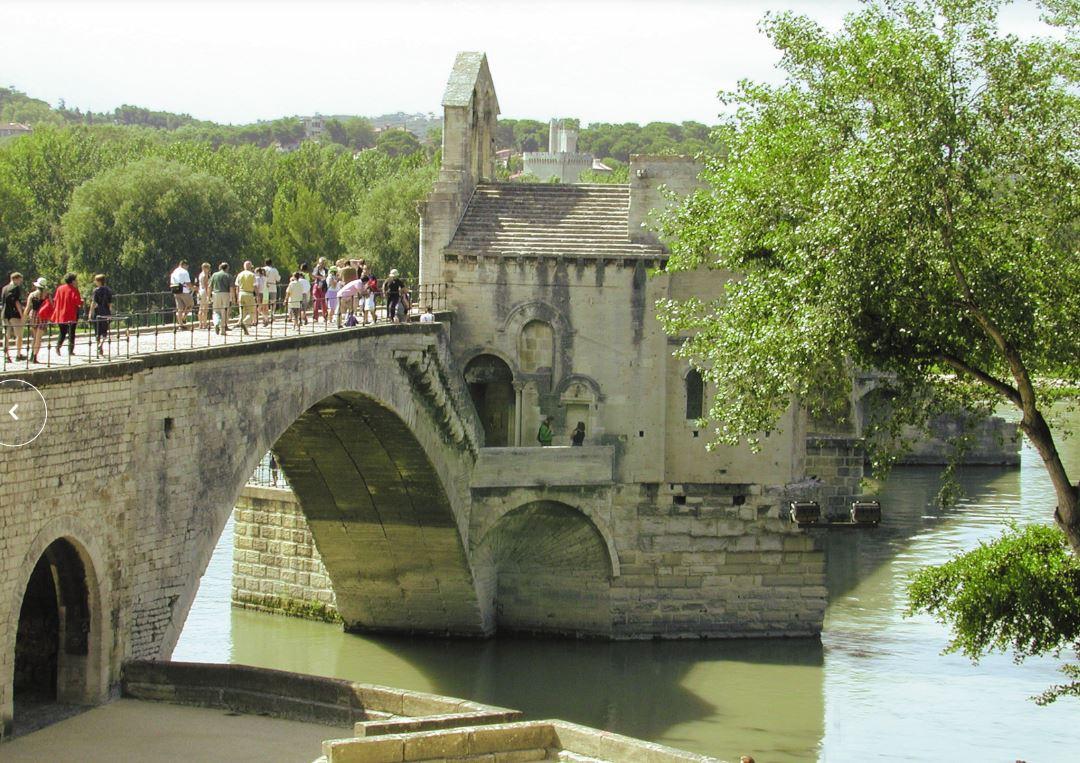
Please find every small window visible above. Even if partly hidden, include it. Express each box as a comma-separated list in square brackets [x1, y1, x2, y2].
[685, 369, 704, 420]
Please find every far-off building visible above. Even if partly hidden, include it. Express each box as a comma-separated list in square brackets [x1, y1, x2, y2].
[523, 118, 609, 183]
[419, 52, 840, 638]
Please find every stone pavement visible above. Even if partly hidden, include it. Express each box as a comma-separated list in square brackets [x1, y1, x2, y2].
[1, 698, 343, 762]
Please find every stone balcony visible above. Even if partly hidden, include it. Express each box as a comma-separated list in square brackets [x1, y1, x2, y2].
[470, 446, 614, 489]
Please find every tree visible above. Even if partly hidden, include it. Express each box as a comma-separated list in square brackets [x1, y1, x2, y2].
[62, 158, 249, 293]
[346, 161, 436, 277]
[269, 184, 345, 272]
[376, 129, 421, 158]
[659, 0, 1079, 696]
[908, 524, 1080, 704]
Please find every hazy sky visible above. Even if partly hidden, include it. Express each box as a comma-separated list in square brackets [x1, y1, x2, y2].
[3, 0, 1053, 125]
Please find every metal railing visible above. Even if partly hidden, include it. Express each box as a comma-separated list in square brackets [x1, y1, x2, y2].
[1, 284, 447, 373]
[248, 452, 290, 489]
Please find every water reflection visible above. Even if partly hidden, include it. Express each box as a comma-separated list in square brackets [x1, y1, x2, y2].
[219, 610, 824, 762]
[175, 413, 1080, 762]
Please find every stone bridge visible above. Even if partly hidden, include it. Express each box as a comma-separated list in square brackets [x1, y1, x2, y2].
[1, 318, 826, 736]
[0, 323, 505, 734]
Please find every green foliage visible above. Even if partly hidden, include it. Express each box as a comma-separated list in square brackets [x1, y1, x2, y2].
[0, 87, 63, 126]
[324, 117, 376, 151]
[62, 158, 249, 293]
[495, 118, 720, 160]
[660, 0, 1080, 705]
[346, 161, 437, 277]
[660, 0, 1079, 454]
[376, 129, 422, 158]
[269, 185, 346, 273]
[908, 524, 1080, 704]
[579, 161, 630, 184]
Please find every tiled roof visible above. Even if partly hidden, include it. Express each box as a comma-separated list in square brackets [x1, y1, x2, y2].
[445, 183, 667, 259]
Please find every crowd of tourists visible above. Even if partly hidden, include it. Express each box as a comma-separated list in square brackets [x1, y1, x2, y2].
[2, 257, 434, 364]
[166, 256, 426, 334]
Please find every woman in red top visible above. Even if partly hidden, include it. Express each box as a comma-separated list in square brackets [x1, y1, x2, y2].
[52, 273, 83, 356]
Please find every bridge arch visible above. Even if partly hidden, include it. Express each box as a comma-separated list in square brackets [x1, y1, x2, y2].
[152, 332, 490, 658]
[5, 521, 108, 735]
[474, 500, 614, 637]
[267, 390, 484, 635]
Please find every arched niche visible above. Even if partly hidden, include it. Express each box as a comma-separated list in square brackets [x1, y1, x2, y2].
[556, 374, 603, 443]
[464, 353, 516, 447]
[518, 319, 555, 374]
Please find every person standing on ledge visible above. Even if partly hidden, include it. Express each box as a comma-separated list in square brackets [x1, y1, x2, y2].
[537, 416, 554, 447]
[571, 421, 586, 446]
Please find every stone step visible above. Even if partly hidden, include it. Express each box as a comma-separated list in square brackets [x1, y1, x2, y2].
[452, 225, 632, 234]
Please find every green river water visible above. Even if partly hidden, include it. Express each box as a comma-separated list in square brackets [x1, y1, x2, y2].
[174, 415, 1080, 762]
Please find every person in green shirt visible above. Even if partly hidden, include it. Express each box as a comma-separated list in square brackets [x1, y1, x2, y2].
[537, 416, 554, 446]
[209, 262, 233, 334]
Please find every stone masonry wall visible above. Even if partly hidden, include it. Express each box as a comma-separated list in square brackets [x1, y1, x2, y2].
[805, 436, 865, 516]
[232, 486, 338, 622]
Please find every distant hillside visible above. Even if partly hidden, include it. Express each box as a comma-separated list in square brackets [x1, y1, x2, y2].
[2, 85, 719, 161]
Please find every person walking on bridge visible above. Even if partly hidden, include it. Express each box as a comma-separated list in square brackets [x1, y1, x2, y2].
[2, 272, 26, 363]
[169, 259, 194, 331]
[24, 277, 49, 364]
[263, 258, 280, 320]
[197, 262, 211, 330]
[210, 262, 233, 334]
[53, 273, 83, 356]
[235, 260, 257, 335]
[89, 274, 113, 357]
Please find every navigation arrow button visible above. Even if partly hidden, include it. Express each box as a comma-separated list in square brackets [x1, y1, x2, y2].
[8, 404, 17, 421]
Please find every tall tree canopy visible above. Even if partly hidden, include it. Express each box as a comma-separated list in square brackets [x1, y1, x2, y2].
[660, 0, 1079, 699]
[63, 158, 249, 293]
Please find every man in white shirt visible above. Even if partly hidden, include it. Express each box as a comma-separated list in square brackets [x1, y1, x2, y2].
[169, 259, 194, 330]
[263, 258, 281, 319]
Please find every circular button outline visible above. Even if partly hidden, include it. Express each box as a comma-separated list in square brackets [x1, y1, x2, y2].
[0, 378, 48, 448]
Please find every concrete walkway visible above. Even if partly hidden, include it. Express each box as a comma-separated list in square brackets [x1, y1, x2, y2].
[2, 699, 347, 762]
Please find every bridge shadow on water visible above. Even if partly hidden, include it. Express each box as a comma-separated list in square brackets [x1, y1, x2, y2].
[226, 606, 824, 760]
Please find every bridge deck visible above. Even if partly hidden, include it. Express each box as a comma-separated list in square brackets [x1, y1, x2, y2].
[0, 317, 435, 376]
